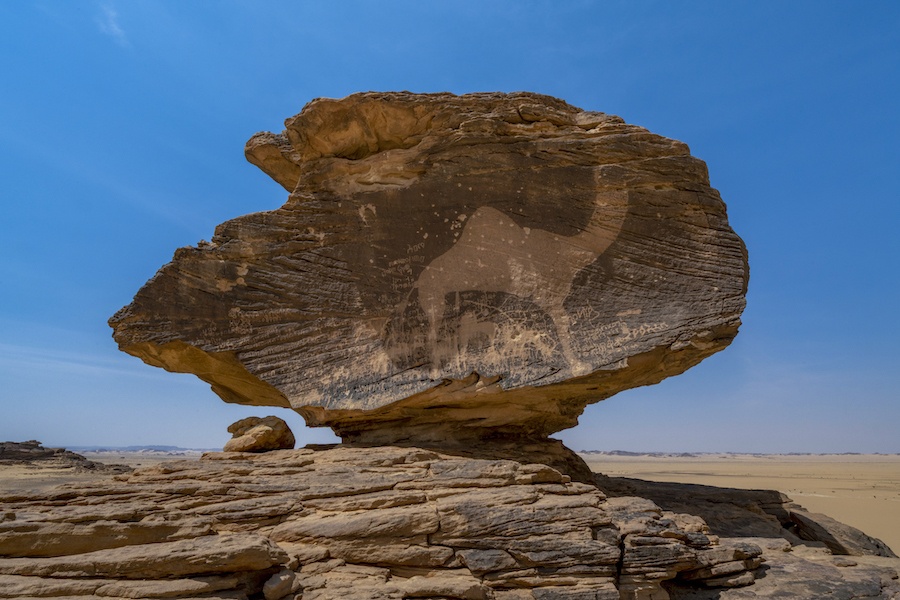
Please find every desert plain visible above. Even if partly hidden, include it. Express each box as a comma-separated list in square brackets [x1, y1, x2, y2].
[0, 450, 203, 493]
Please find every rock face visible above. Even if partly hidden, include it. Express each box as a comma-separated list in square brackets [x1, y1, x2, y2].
[109, 91, 748, 447]
[224, 416, 296, 452]
[789, 510, 898, 558]
[597, 475, 898, 558]
[1, 446, 896, 600]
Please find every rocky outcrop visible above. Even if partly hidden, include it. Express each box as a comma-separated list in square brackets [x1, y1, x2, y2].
[596, 475, 898, 559]
[789, 510, 898, 558]
[665, 539, 900, 599]
[1, 446, 897, 599]
[224, 416, 296, 453]
[0, 441, 130, 474]
[109, 91, 748, 450]
[0, 445, 768, 600]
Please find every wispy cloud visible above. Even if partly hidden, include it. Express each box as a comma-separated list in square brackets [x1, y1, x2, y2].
[0, 342, 153, 379]
[0, 127, 205, 234]
[96, 2, 129, 47]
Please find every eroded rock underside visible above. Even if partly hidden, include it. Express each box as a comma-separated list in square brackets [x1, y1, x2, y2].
[109, 91, 748, 446]
[2, 447, 897, 600]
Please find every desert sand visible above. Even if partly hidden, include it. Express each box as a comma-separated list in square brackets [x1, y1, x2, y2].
[582, 452, 900, 555]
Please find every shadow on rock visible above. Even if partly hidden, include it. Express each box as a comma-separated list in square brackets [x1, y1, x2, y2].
[595, 473, 897, 558]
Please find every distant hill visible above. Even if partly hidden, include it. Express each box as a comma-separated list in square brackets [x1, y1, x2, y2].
[68, 445, 216, 453]
[579, 450, 700, 457]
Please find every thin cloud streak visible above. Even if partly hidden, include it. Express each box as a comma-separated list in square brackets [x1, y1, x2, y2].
[0, 128, 205, 235]
[96, 3, 129, 48]
[0, 342, 155, 379]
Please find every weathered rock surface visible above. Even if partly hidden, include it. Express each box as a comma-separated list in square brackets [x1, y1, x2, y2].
[224, 416, 296, 453]
[0, 441, 130, 474]
[1, 446, 896, 599]
[109, 91, 749, 448]
[596, 475, 898, 558]
[789, 510, 898, 558]
[666, 541, 900, 599]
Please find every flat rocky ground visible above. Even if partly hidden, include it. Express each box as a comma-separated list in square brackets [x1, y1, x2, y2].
[2, 450, 897, 555]
[580, 452, 900, 555]
[0, 451, 202, 492]
[1, 447, 899, 598]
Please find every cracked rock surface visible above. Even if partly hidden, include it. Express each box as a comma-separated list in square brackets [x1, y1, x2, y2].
[2, 446, 897, 599]
[109, 91, 748, 448]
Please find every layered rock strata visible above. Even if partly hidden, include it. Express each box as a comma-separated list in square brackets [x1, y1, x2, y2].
[2, 446, 897, 599]
[109, 92, 749, 448]
[0, 446, 754, 600]
[597, 475, 897, 558]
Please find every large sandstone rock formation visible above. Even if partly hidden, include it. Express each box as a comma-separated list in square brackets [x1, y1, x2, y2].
[109, 92, 748, 448]
[1, 447, 897, 600]
[68, 92, 897, 598]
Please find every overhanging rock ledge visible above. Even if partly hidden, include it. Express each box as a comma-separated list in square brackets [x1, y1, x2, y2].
[109, 91, 749, 451]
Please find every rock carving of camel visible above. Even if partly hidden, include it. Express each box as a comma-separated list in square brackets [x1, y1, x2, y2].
[411, 194, 627, 376]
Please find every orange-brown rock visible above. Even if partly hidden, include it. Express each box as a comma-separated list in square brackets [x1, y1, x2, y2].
[2, 446, 897, 599]
[0, 446, 762, 599]
[224, 416, 296, 452]
[109, 92, 748, 448]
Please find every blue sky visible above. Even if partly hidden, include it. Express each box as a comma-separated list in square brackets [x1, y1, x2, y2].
[1, 1, 898, 452]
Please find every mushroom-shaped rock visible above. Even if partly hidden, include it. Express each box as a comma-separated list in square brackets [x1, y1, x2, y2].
[224, 416, 295, 452]
[109, 91, 748, 449]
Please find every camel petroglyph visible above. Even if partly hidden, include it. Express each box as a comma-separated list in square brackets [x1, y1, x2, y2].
[409, 190, 628, 377]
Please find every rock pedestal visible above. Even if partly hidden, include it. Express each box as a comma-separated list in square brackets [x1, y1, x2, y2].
[109, 92, 748, 450]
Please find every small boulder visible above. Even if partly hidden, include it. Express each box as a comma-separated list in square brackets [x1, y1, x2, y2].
[224, 416, 295, 452]
[263, 567, 297, 600]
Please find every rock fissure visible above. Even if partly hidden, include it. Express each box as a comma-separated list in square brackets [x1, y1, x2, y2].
[614, 531, 627, 592]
